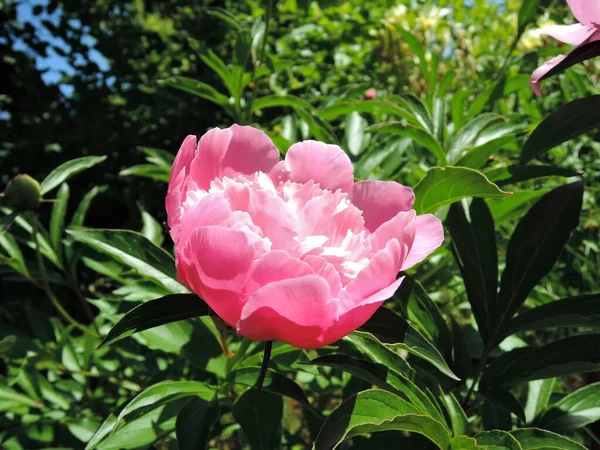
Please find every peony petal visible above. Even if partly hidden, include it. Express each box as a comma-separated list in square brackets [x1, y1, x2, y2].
[237, 275, 338, 348]
[178, 226, 255, 293]
[189, 125, 279, 190]
[368, 210, 416, 254]
[347, 239, 405, 299]
[401, 214, 444, 270]
[351, 180, 415, 232]
[284, 141, 354, 193]
[245, 250, 313, 295]
[529, 53, 569, 96]
[540, 23, 596, 45]
[178, 193, 232, 246]
[320, 277, 404, 345]
[567, 0, 600, 26]
[166, 135, 198, 242]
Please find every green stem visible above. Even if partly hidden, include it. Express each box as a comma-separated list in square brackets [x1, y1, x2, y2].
[257, 340, 272, 394]
[32, 216, 99, 338]
[462, 346, 492, 411]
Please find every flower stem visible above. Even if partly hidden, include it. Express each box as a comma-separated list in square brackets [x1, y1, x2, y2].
[257, 340, 272, 394]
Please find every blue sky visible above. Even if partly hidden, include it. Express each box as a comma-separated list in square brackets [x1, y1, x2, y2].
[13, 0, 109, 96]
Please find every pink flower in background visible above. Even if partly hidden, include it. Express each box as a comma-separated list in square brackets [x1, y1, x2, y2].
[364, 88, 377, 100]
[166, 125, 443, 349]
[530, 0, 600, 96]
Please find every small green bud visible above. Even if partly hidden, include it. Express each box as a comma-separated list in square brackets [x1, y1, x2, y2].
[4, 174, 42, 211]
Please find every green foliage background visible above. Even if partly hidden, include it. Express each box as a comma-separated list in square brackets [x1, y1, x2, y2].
[1, 0, 599, 449]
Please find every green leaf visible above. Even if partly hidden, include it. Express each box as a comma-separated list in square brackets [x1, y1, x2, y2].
[368, 122, 446, 163]
[510, 428, 586, 450]
[475, 430, 523, 450]
[67, 228, 186, 293]
[521, 95, 600, 164]
[139, 205, 164, 246]
[0, 211, 19, 236]
[484, 165, 580, 187]
[393, 94, 434, 132]
[344, 331, 414, 377]
[313, 389, 451, 450]
[448, 113, 504, 161]
[70, 185, 107, 227]
[456, 135, 515, 169]
[162, 76, 231, 106]
[481, 334, 600, 387]
[119, 164, 170, 182]
[446, 199, 498, 344]
[518, 0, 537, 32]
[495, 182, 584, 337]
[49, 183, 69, 256]
[227, 368, 318, 416]
[440, 390, 470, 436]
[97, 293, 208, 348]
[537, 382, 600, 433]
[176, 397, 220, 450]
[394, 276, 452, 359]
[524, 378, 555, 424]
[310, 354, 444, 423]
[232, 388, 283, 450]
[504, 294, 600, 337]
[199, 50, 236, 97]
[40, 156, 107, 195]
[0, 382, 42, 410]
[116, 381, 214, 430]
[251, 94, 313, 113]
[359, 307, 459, 380]
[450, 436, 486, 450]
[345, 111, 368, 156]
[486, 190, 549, 226]
[413, 166, 510, 215]
[319, 100, 415, 123]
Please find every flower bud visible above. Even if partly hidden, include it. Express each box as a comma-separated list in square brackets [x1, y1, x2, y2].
[4, 174, 41, 211]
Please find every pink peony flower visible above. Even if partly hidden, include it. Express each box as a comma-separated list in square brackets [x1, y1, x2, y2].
[166, 125, 443, 349]
[530, 0, 600, 96]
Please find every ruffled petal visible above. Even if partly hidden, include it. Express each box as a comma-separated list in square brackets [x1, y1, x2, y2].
[567, 0, 600, 26]
[319, 277, 404, 345]
[540, 23, 596, 45]
[351, 180, 415, 232]
[245, 250, 313, 295]
[401, 214, 444, 270]
[237, 275, 338, 348]
[283, 141, 354, 193]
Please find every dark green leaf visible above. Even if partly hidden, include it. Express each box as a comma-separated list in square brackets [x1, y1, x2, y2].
[413, 166, 511, 214]
[510, 428, 586, 450]
[450, 317, 472, 381]
[481, 334, 600, 387]
[446, 199, 498, 344]
[481, 397, 513, 431]
[67, 228, 186, 293]
[232, 388, 283, 450]
[504, 294, 600, 337]
[0, 211, 19, 236]
[495, 182, 584, 337]
[537, 382, 600, 433]
[313, 389, 451, 450]
[176, 397, 220, 450]
[319, 100, 415, 123]
[360, 307, 459, 380]
[482, 387, 526, 423]
[98, 294, 208, 348]
[455, 135, 515, 169]
[521, 95, 600, 163]
[344, 331, 414, 376]
[40, 155, 107, 195]
[487, 190, 549, 226]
